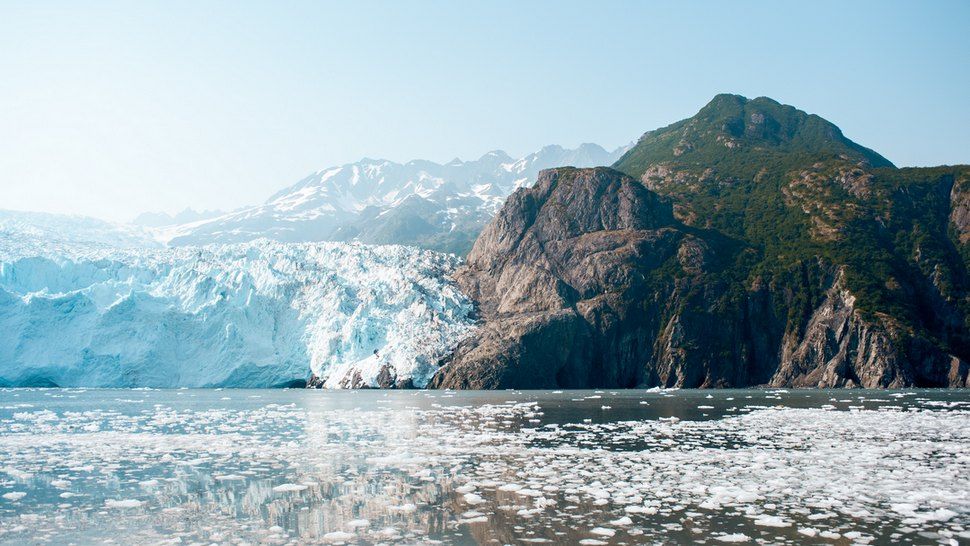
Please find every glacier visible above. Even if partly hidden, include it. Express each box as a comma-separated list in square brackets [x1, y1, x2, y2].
[0, 230, 474, 388]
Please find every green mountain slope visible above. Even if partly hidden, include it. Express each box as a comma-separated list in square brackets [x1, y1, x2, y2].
[613, 94, 969, 384]
[432, 95, 969, 389]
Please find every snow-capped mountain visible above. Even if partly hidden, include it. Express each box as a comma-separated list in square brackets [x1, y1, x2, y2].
[0, 230, 474, 388]
[0, 209, 161, 249]
[132, 208, 223, 228]
[156, 143, 628, 254]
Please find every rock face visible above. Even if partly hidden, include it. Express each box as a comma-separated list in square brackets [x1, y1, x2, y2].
[431, 167, 968, 389]
[431, 95, 970, 389]
[773, 270, 921, 388]
[431, 167, 755, 388]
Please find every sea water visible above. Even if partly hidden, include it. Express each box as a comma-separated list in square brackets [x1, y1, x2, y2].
[0, 388, 967, 545]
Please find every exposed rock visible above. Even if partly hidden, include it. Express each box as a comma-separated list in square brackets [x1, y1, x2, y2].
[314, 362, 419, 389]
[951, 173, 970, 244]
[772, 270, 910, 387]
[431, 165, 967, 390]
[375, 364, 397, 389]
[431, 168, 750, 389]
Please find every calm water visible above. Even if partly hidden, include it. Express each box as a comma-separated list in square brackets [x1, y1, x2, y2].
[0, 388, 967, 545]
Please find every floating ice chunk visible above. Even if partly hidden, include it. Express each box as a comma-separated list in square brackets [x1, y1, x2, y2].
[346, 519, 370, 528]
[463, 493, 485, 505]
[715, 534, 750, 543]
[322, 531, 355, 543]
[890, 503, 918, 516]
[753, 515, 791, 527]
[2, 492, 26, 501]
[2, 467, 33, 480]
[590, 527, 615, 537]
[917, 508, 957, 522]
[272, 483, 308, 493]
[624, 505, 658, 515]
[610, 516, 633, 526]
[586, 488, 610, 499]
[514, 488, 543, 497]
[105, 499, 144, 508]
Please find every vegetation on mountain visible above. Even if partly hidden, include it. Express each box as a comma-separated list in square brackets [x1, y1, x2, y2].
[613, 94, 969, 376]
[433, 95, 969, 388]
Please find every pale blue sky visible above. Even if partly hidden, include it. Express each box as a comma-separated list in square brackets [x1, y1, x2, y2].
[1, 1, 968, 221]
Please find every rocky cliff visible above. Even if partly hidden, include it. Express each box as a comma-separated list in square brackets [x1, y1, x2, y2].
[431, 95, 970, 389]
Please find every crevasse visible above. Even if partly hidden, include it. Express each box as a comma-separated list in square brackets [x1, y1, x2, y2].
[0, 239, 474, 388]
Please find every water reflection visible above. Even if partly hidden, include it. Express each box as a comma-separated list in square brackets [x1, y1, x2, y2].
[0, 388, 967, 545]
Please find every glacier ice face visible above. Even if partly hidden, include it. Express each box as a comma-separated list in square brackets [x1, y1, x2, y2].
[0, 237, 474, 388]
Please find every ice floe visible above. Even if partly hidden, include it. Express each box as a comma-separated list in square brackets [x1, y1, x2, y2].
[0, 388, 965, 544]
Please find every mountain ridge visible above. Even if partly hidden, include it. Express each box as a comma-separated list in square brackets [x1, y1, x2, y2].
[431, 94, 969, 389]
[155, 143, 629, 254]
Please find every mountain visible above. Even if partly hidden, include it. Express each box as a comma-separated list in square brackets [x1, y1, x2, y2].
[132, 208, 223, 228]
[158, 143, 628, 254]
[0, 230, 473, 388]
[0, 209, 161, 249]
[431, 95, 970, 389]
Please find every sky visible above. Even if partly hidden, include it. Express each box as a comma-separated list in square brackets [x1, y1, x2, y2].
[1, 1, 968, 222]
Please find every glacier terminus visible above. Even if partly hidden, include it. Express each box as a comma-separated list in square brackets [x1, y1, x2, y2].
[0, 218, 474, 388]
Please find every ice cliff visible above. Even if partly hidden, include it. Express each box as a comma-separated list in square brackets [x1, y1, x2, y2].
[0, 228, 474, 388]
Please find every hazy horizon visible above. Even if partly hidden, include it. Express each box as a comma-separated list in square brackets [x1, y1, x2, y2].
[2, 0, 968, 222]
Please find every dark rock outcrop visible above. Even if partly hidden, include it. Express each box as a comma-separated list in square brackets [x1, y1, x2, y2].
[429, 166, 968, 389]
[431, 168, 755, 389]
[308, 363, 418, 389]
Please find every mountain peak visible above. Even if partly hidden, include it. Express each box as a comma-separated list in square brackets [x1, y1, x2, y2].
[699, 92, 749, 112]
[615, 94, 894, 178]
[478, 150, 513, 161]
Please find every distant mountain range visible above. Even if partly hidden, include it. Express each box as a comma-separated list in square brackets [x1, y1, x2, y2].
[133, 208, 223, 228]
[142, 143, 628, 254]
[0, 209, 161, 249]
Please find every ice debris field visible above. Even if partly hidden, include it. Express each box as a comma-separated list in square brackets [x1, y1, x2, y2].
[0, 236, 474, 388]
[0, 388, 967, 545]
